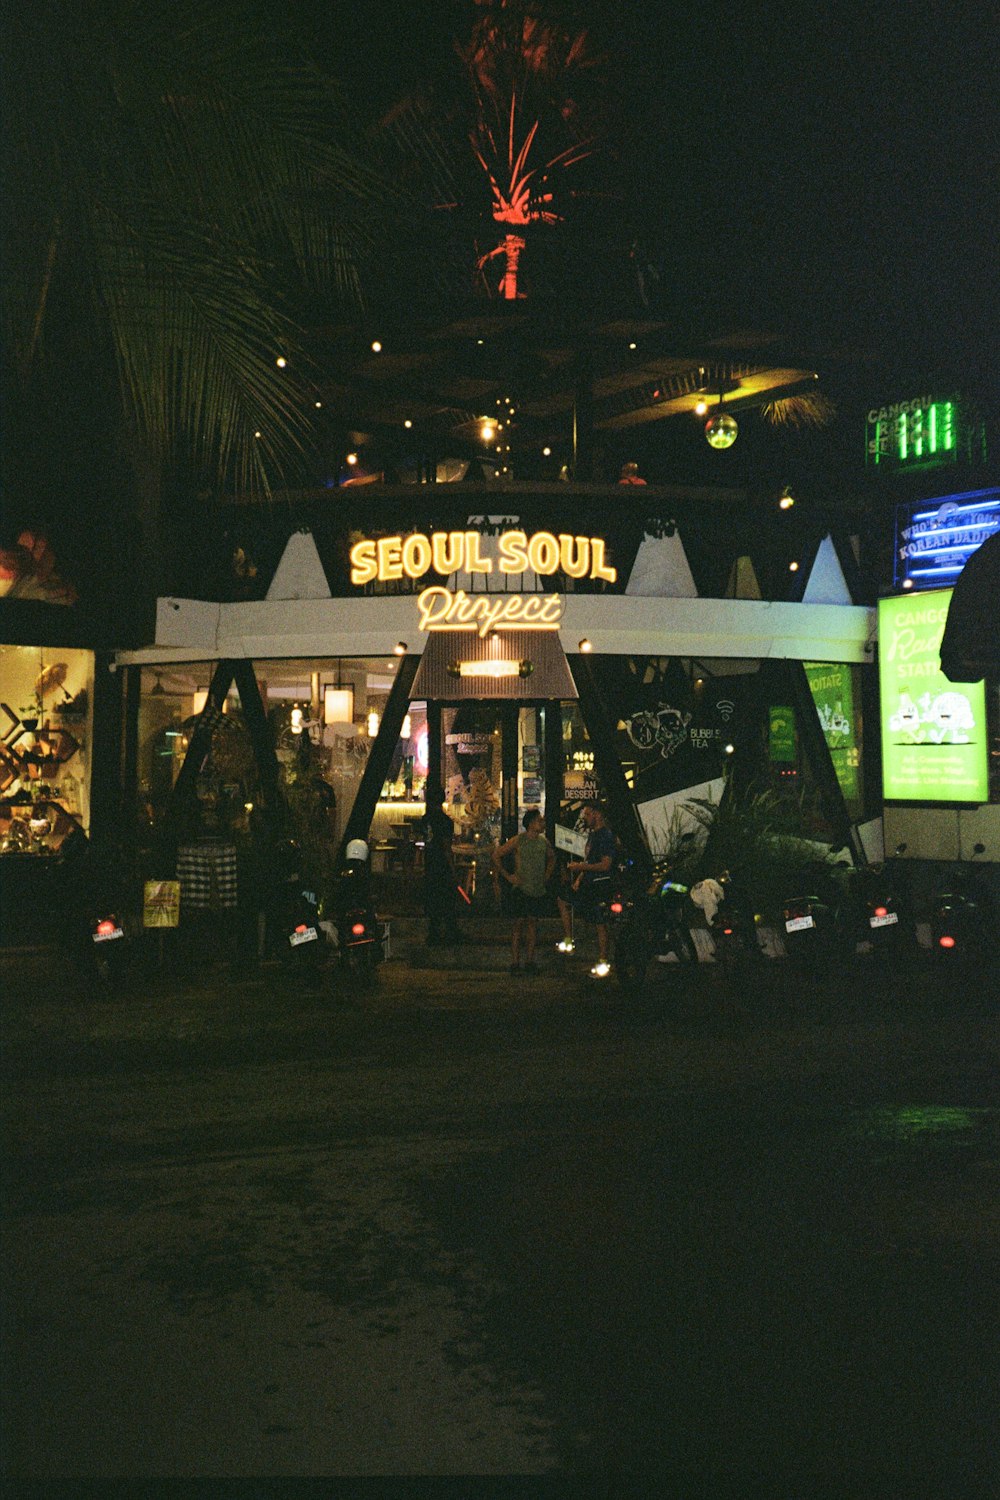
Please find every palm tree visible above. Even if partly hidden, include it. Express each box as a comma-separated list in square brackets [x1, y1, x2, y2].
[462, 2, 597, 299]
[1, 0, 381, 583]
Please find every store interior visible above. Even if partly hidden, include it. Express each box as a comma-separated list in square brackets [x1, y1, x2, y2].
[0, 644, 94, 855]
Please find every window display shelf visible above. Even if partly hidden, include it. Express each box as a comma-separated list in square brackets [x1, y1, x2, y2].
[0, 798, 85, 856]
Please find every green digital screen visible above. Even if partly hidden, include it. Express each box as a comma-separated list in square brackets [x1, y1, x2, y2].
[878, 590, 989, 803]
[804, 662, 860, 803]
[867, 397, 956, 468]
[768, 705, 797, 763]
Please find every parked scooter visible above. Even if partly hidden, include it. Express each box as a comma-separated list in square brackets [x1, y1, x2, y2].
[930, 843, 992, 965]
[63, 831, 133, 988]
[781, 857, 851, 965]
[705, 869, 762, 970]
[89, 905, 130, 984]
[610, 845, 698, 991]
[847, 843, 917, 962]
[274, 837, 325, 978]
[334, 839, 382, 979]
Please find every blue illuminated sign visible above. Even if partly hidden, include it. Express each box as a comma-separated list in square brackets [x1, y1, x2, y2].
[895, 488, 1000, 592]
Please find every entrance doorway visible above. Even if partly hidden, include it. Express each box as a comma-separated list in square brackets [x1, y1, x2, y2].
[434, 702, 550, 908]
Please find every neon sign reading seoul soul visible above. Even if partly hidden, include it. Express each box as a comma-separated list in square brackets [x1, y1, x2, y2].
[349, 529, 616, 638]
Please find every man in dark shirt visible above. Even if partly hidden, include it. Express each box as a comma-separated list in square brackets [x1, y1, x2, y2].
[557, 803, 616, 977]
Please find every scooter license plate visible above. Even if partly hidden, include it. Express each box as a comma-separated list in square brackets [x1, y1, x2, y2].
[289, 926, 319, 947]
[93, 927, 124, 943]
[785, 914, 814, 932]
[870, 912, 899, 928]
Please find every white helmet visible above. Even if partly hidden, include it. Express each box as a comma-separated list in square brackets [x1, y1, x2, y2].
[345, 839, 369, 862]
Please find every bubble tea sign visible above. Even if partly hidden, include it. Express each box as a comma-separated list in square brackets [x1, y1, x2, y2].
[878, 589, 988, 802]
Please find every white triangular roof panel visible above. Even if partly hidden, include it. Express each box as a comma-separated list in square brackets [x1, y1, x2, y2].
[266, 530, 332, 601]
[802, 535, 853, 605]
[625, 531, 698, 597]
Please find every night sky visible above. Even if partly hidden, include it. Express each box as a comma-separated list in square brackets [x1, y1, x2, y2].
[300, 0, 998, 387]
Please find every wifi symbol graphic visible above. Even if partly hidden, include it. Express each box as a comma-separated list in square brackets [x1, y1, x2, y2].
[716, 699, 735, 721]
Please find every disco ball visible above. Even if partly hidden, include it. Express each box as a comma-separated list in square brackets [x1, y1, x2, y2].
[705, 412, 739, 449]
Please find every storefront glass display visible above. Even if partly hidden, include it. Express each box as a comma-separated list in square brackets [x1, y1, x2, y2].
[0, 644, 94, 855]
[135, 655, 425, 846]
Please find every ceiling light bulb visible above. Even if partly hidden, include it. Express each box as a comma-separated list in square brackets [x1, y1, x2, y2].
[481, 421, 496, 443]
[542, 446, 552, 457]
[394, 642, 407, 655]
[403, 419, 412, 429]
[346, 452, 358, 465]
[371, 340, 382, 353]
[789, 561, 800, 572]
[275, 356, 287, 368]
[579, 638, 593, 653]
[314, 400, 323, 408]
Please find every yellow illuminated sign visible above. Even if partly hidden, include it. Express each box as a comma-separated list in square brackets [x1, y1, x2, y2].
[417, 586, 563, 636]
[349, 529, 616, 586]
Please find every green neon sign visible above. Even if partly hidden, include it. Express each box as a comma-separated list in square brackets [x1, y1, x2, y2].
[867, 397, 956, 467]
[768, 705, 797, 763]
[878, 590, 988, 803]
[805, 662, 860, 803]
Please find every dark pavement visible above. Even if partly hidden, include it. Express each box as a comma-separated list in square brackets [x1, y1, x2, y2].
[2, 944, 999, 1490]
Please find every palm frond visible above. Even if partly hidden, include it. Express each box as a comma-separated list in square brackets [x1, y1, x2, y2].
[2, 0, 387, 495]
[761, 393, 838, 428]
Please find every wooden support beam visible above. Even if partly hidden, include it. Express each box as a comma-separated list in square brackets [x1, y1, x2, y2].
[340, 653, 420, 857]
[570, 654, 651, 877]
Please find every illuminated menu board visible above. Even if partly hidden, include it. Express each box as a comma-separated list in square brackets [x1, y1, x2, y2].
[878, 590, 988, 803]
[894, 487, 1000, 592]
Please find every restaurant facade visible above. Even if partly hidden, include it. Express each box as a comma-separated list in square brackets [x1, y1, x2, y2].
[106, 486, 882, 918]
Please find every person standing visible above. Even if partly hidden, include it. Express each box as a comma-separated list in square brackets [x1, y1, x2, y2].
[493, 809, 555, 974]
[557, 803, 616, 978]
[423, 797, 463, 945]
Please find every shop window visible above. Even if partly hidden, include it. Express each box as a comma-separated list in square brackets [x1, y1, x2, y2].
[0, 645, 94, 855]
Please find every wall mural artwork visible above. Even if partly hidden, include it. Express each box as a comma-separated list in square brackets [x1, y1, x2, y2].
[624, 706, 692, 759]
[605, 657, 731, 803]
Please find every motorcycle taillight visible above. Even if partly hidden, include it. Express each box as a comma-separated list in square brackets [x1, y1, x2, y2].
[939, 934, 956, 949]
[874, 905, 888, 918]
[294, 923, 308, 935]
[96, 919, 117, 936]
[722, 926, 733, 936]
[609, 901, 623, 915]
[351, 921, 366, 936]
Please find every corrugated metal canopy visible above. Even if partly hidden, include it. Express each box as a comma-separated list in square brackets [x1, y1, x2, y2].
[411, 627, 577, 700]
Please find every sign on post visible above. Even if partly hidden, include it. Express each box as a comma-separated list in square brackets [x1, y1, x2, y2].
[143, 880, 181, 928]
